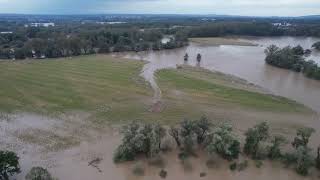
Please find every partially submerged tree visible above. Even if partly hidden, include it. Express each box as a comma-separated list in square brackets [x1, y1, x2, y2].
[25, 167, 54, 180]
[0, 151, 20, 180]
[169, 126, 181, 147]
[294, 147, 314, 176]
[180, 120, 196, 154]
[292, 127, 315, 149]
[268, 135, 287, 160]
[113, 122, 166, 163]
[206, 123, 240, 160]
[244, 122, 269, 159]
[312, 41, 320, 51]
[193, 116, 212, 145]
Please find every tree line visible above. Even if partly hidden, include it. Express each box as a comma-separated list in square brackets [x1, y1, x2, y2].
[113, 117, 320, 177]
[265, 43, 320, 80]
[188, 22, 320, 38]
[0, 24, 188, 60]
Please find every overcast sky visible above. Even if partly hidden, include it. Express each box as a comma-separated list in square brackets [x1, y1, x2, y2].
[0, 0, 319, 16]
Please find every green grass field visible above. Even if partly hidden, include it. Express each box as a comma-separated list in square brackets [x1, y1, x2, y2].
[156, 67, 308, 113]
[0, 55, 151, 118]
[0, 55, 312, 125]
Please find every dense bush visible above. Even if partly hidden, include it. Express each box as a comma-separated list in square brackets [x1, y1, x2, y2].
[268, 135, 287, 160]
[312, 42, 320, 50]
[244, 122, 269, 159]
[265, 45, 320, 80]
[206, 123, 240, 160]
[0, 151, 20, 180]
[113, 122, 165, 163]
[25, 167, 54, 180]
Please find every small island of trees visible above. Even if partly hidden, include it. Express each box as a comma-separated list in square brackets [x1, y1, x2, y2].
[265, 44, 320, 80]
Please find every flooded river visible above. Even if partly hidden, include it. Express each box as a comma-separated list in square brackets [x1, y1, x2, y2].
[119, 37, 320, 113]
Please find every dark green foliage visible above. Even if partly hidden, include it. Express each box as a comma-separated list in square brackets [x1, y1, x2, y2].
[159, 169, 167, 179]
[268, 135, 287, 160]
[255, 160, 263, 168]
[295, 147, 314, 176]
[0, 25, 188, 60]
[25, 167, 54, 180]
[0, 151, 20, 180]
[292, 45, 304, 56]
[312, 41, 320, 50]
[265, 45, 320, 80]
[200, 172, 207, 177]
[169, 127, 181, 147]
[292, 127, 315, 149]
[180, 120, 197, 154]
[113, 122, 165, 163]
[244, 122, 269, 159]
[193, 116, 212, 145]
[229, 162, 237, 171]
[265, 45, 305, 72]
[206, 124, 240, 160]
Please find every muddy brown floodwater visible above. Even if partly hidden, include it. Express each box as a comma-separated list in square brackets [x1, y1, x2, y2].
[3, 36, 320, 180]
[118, 36, 320, 114]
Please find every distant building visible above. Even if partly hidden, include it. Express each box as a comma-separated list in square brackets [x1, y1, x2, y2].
[25, 23, 55, 27]
[272, 22, 292, 27]
[0, 31, 13, 34]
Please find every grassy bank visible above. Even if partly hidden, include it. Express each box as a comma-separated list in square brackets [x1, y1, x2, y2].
[0, 55, 151, 118]
[189, 37, 257, 46]
[0, 55, 313, 125]
[156, 66, 312, 120]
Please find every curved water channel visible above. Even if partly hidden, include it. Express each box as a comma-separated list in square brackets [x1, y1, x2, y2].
[117, 36, 320, 113]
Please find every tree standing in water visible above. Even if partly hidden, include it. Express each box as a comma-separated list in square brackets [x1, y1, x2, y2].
[197, 53, 202, 63]
[184, 53, 189, 61]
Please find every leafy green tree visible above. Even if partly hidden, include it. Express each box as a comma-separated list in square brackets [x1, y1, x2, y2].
[292, 127, 315, 149]
[244, 122, 269, 159]
[194, 116, 212, 144]
[180, 120, 196, 154]
[268, 135, 287, 159]
[25, 167, 54, 180]
[153, 124, 166, 150]
[292, 45, 304, 55]
[295, 147, 314, 176]
[169, 127, 181, 147]
[312, 41, 320, 50]
[0, 151, 20, 180]
[206, 123, 240, 160]
[113, 122, 166, 163]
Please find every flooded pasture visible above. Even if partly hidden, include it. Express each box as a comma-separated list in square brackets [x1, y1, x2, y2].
[119, 36, 320, 113]
[2, 36, 320, 180]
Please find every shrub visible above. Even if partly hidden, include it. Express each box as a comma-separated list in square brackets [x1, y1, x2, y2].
[206, 123, 240, 160]
[295, 147, 314, 176]
[113, 122, 166, 163]
[200, 172, 207, 177]
[268, 135, 287, 160]
[244, 122, 269, 159]
[159, 169, 167, 179]
[25, 167, 54, 180]
[255, 160, 263, 168]
[0, 151, 20, 180]
[229, 162, 237, 171]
